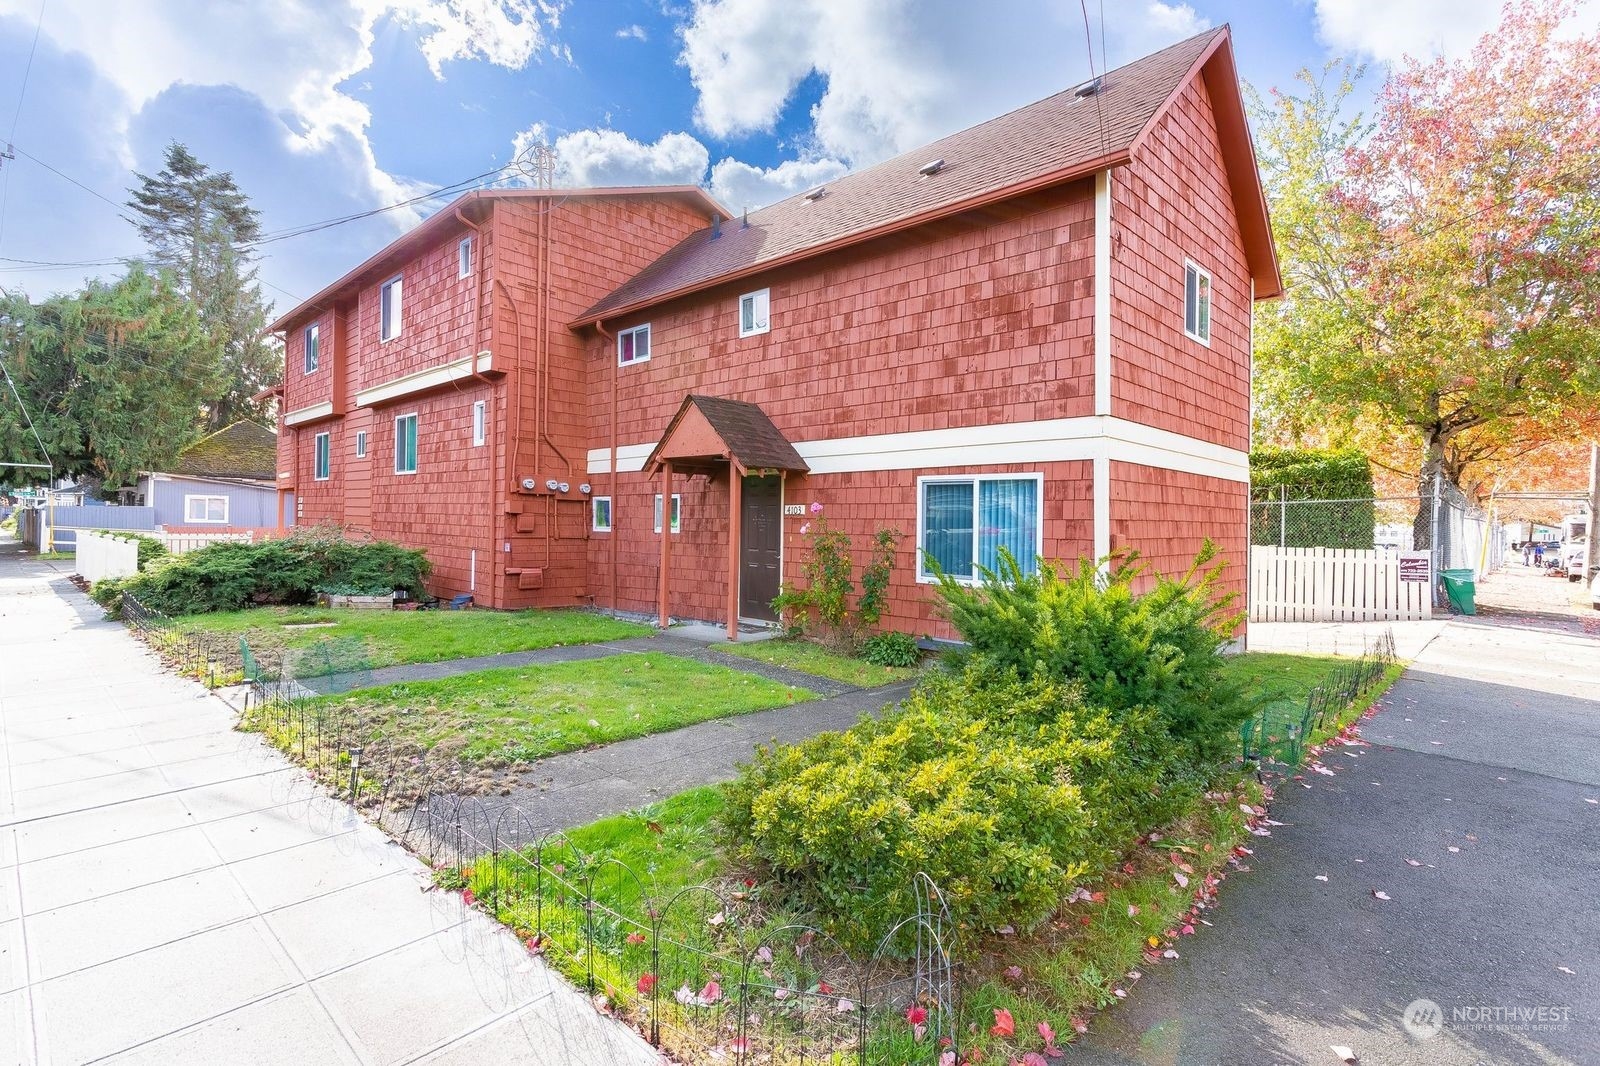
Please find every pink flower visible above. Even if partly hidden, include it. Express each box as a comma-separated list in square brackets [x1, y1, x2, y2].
[809, 501, 823, 514]
[799, 523, 809, 535]
[906, 1006, 929, 1026]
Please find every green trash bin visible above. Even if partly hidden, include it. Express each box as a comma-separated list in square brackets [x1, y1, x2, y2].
[1440, 568, 1477, 615]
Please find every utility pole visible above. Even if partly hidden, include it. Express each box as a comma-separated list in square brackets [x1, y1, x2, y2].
[1585, 444, 1600, 585]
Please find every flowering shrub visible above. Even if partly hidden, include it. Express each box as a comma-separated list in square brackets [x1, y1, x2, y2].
[772, 507, 903, 650]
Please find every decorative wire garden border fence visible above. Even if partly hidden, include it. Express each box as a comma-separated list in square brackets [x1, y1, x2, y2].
[117, 593, 1401, 1064]
[1238, 628, 1398, 771]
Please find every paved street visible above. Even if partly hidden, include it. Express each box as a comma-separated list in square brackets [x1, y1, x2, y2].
[1075, 566, 1600, 1064]
[0, 543, 659, 1066]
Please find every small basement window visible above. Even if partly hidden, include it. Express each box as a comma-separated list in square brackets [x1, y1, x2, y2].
[380, 275, 403, 342]
[1184, 260, 1212, 345]
[618, 324, 651, 366]
[314, 432, 331, 481]
[592, 496, 612, 532]
[739, 289, 770, 337]
[653, 493, 681, 534]
[303, 323, 320, 374]
[184, 495, 228, 523]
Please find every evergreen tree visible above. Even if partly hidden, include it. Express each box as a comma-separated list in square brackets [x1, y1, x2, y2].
[127, 142, 280, 428]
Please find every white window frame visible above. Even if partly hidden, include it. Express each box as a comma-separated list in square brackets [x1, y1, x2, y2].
[738, 288, 770, 338]
[380, 275, 403, 342]
[1183, 259, 1212, 347]
[592, 496, 613, 532]
[472, 400, 486, 447]
[394, 412, 418, 475]
[303, 323, 320, 374]
[915, 472, 1044, 584]
[653, 492, 681, 534]
[617, 323, 651, 366]
[183, 494, 229, 524]
[354, 430, 367, 458]
[458, 236, 473, 279]
[313, 432, 331, 481]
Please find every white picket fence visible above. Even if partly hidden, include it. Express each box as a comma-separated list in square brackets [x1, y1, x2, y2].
[155, 530, 255, 554]
[75, 531, 141, 584]
[1250, 545, 1433, 622]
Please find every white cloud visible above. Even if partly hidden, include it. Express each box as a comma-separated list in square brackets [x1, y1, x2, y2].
[1312, 0, 1504, 63]
[709, 155, 849, 211]
[677, 0, 1210, 167]
[514, 127, 710, 187]
[389, 0, 565, 78]
[615, 23, 647, 40]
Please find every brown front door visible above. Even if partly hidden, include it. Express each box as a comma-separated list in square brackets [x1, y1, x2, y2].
[740, 475, 782, 622]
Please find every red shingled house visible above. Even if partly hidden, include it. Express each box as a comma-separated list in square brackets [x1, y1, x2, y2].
[267, 26, 1279, 641]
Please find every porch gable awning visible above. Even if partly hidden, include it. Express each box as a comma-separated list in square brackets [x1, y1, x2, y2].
[643, 394, 809, 477]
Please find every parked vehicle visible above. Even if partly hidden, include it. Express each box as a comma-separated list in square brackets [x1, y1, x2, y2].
[1564, 538, 1589, 582]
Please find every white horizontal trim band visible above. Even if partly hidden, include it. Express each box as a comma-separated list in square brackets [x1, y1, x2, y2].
[353, 351, 493, 408]
[283, 401, 333, 427]
[587, 416, 1247, 482]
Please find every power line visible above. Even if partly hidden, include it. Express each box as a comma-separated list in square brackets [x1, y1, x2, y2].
[0, 0, 51, 256]
[0, 352, 53, 472]
[1078, 0, 1108, 155]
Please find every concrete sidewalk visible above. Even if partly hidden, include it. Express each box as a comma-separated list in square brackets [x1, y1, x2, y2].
[0, 543, 659, 1065]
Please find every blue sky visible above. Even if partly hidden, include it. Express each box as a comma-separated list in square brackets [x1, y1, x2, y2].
[0, 0, 1536, 315]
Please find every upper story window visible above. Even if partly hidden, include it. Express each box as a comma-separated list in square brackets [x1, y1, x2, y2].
[472, 400, 486, 446]
[314, 432, 331, 481]
[917, 473, 1041, 584]
[618, 323, 651, 366]
[303, 323, 320, 374]
[380, 276, 403, 342]
[395, 413, 418, 474]
[1184, 260, 1212, 346]
[739, 289, 770, 338]
[458, 237, 473, 279]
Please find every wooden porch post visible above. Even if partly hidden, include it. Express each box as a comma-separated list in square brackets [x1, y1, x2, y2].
[727, 463, 743, 641]
[658, 460, 673, 629]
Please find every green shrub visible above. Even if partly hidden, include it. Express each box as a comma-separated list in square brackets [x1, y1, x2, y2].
[90, 576, 126, 616]
[932, 543, 1252, 777]
[721, 665, 1117, 947]
[861, 630, 919, 667]
[117, 526, 429, 615]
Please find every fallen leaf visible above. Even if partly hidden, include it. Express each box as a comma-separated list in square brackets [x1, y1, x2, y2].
[1162, 949, 1179, 959]
[1447, 846, 1461, 853]
[1113, 988, 1128, 999]
[1371, 890, 1392, 901]
[836, 998, 855, 1013]
[1315, 875, 1329, 882]
[636, 973, 657, 995]
[991, 1007, 1015, 1037]
[1404, 859, 1422, 867]
[1330, 1045, 1358, 1063]
[1128, 904, 1141, 917]
[1003, 965, 1024, 982]
[1173, 871, 1190, 889]
[699, 979, 723, 1004]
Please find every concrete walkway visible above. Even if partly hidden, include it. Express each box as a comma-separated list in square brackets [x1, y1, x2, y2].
[0, 542, 660, 1066]
[1073, 568, 1600, 1064]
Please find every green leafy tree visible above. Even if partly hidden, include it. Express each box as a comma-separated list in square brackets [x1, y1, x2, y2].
[0, 268, 210, 486]
[128, 142, 280, 428]
[1251, 0, 1600, 542]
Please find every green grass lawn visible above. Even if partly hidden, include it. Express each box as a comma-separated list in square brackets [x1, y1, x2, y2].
[717, 637, 921, 687]
[299, 652, 815, 765]
[178, 605, 651, 674]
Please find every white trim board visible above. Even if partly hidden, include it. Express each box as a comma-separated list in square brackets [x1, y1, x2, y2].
[586, 416, 1247, 482]
[353, 351, 493, 408]
[1093, 169, 1112, 417]
[283, 401, 333, 427]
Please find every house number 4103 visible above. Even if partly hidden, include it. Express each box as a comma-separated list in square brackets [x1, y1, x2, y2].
[782, 504, 806, 516]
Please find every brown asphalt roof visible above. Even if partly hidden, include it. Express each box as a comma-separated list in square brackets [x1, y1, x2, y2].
[646, 395, 809, 474]
[168, 420, 278, 481]
[580, 25, 1279, 323]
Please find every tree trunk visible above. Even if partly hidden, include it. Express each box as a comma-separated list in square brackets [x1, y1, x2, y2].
[1413, 432, 1446, 551]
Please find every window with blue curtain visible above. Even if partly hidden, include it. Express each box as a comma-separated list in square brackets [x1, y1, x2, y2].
[920, 476, 1039, 581]
[921, 481, 974, 578]
[978, 477, 1038, 574]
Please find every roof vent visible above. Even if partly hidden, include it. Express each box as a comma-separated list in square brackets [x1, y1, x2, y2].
[803, 187, 827, 202]
[918, 159, 945, 177]
[1074, 77, 1103, 99]
[710, 213, 722, 239]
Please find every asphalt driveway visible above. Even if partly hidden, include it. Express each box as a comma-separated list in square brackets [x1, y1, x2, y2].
[1073, 598, 1600, 1064]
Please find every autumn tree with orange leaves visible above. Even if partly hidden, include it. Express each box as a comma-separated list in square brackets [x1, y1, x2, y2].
[1251, 0, 1600, 540]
